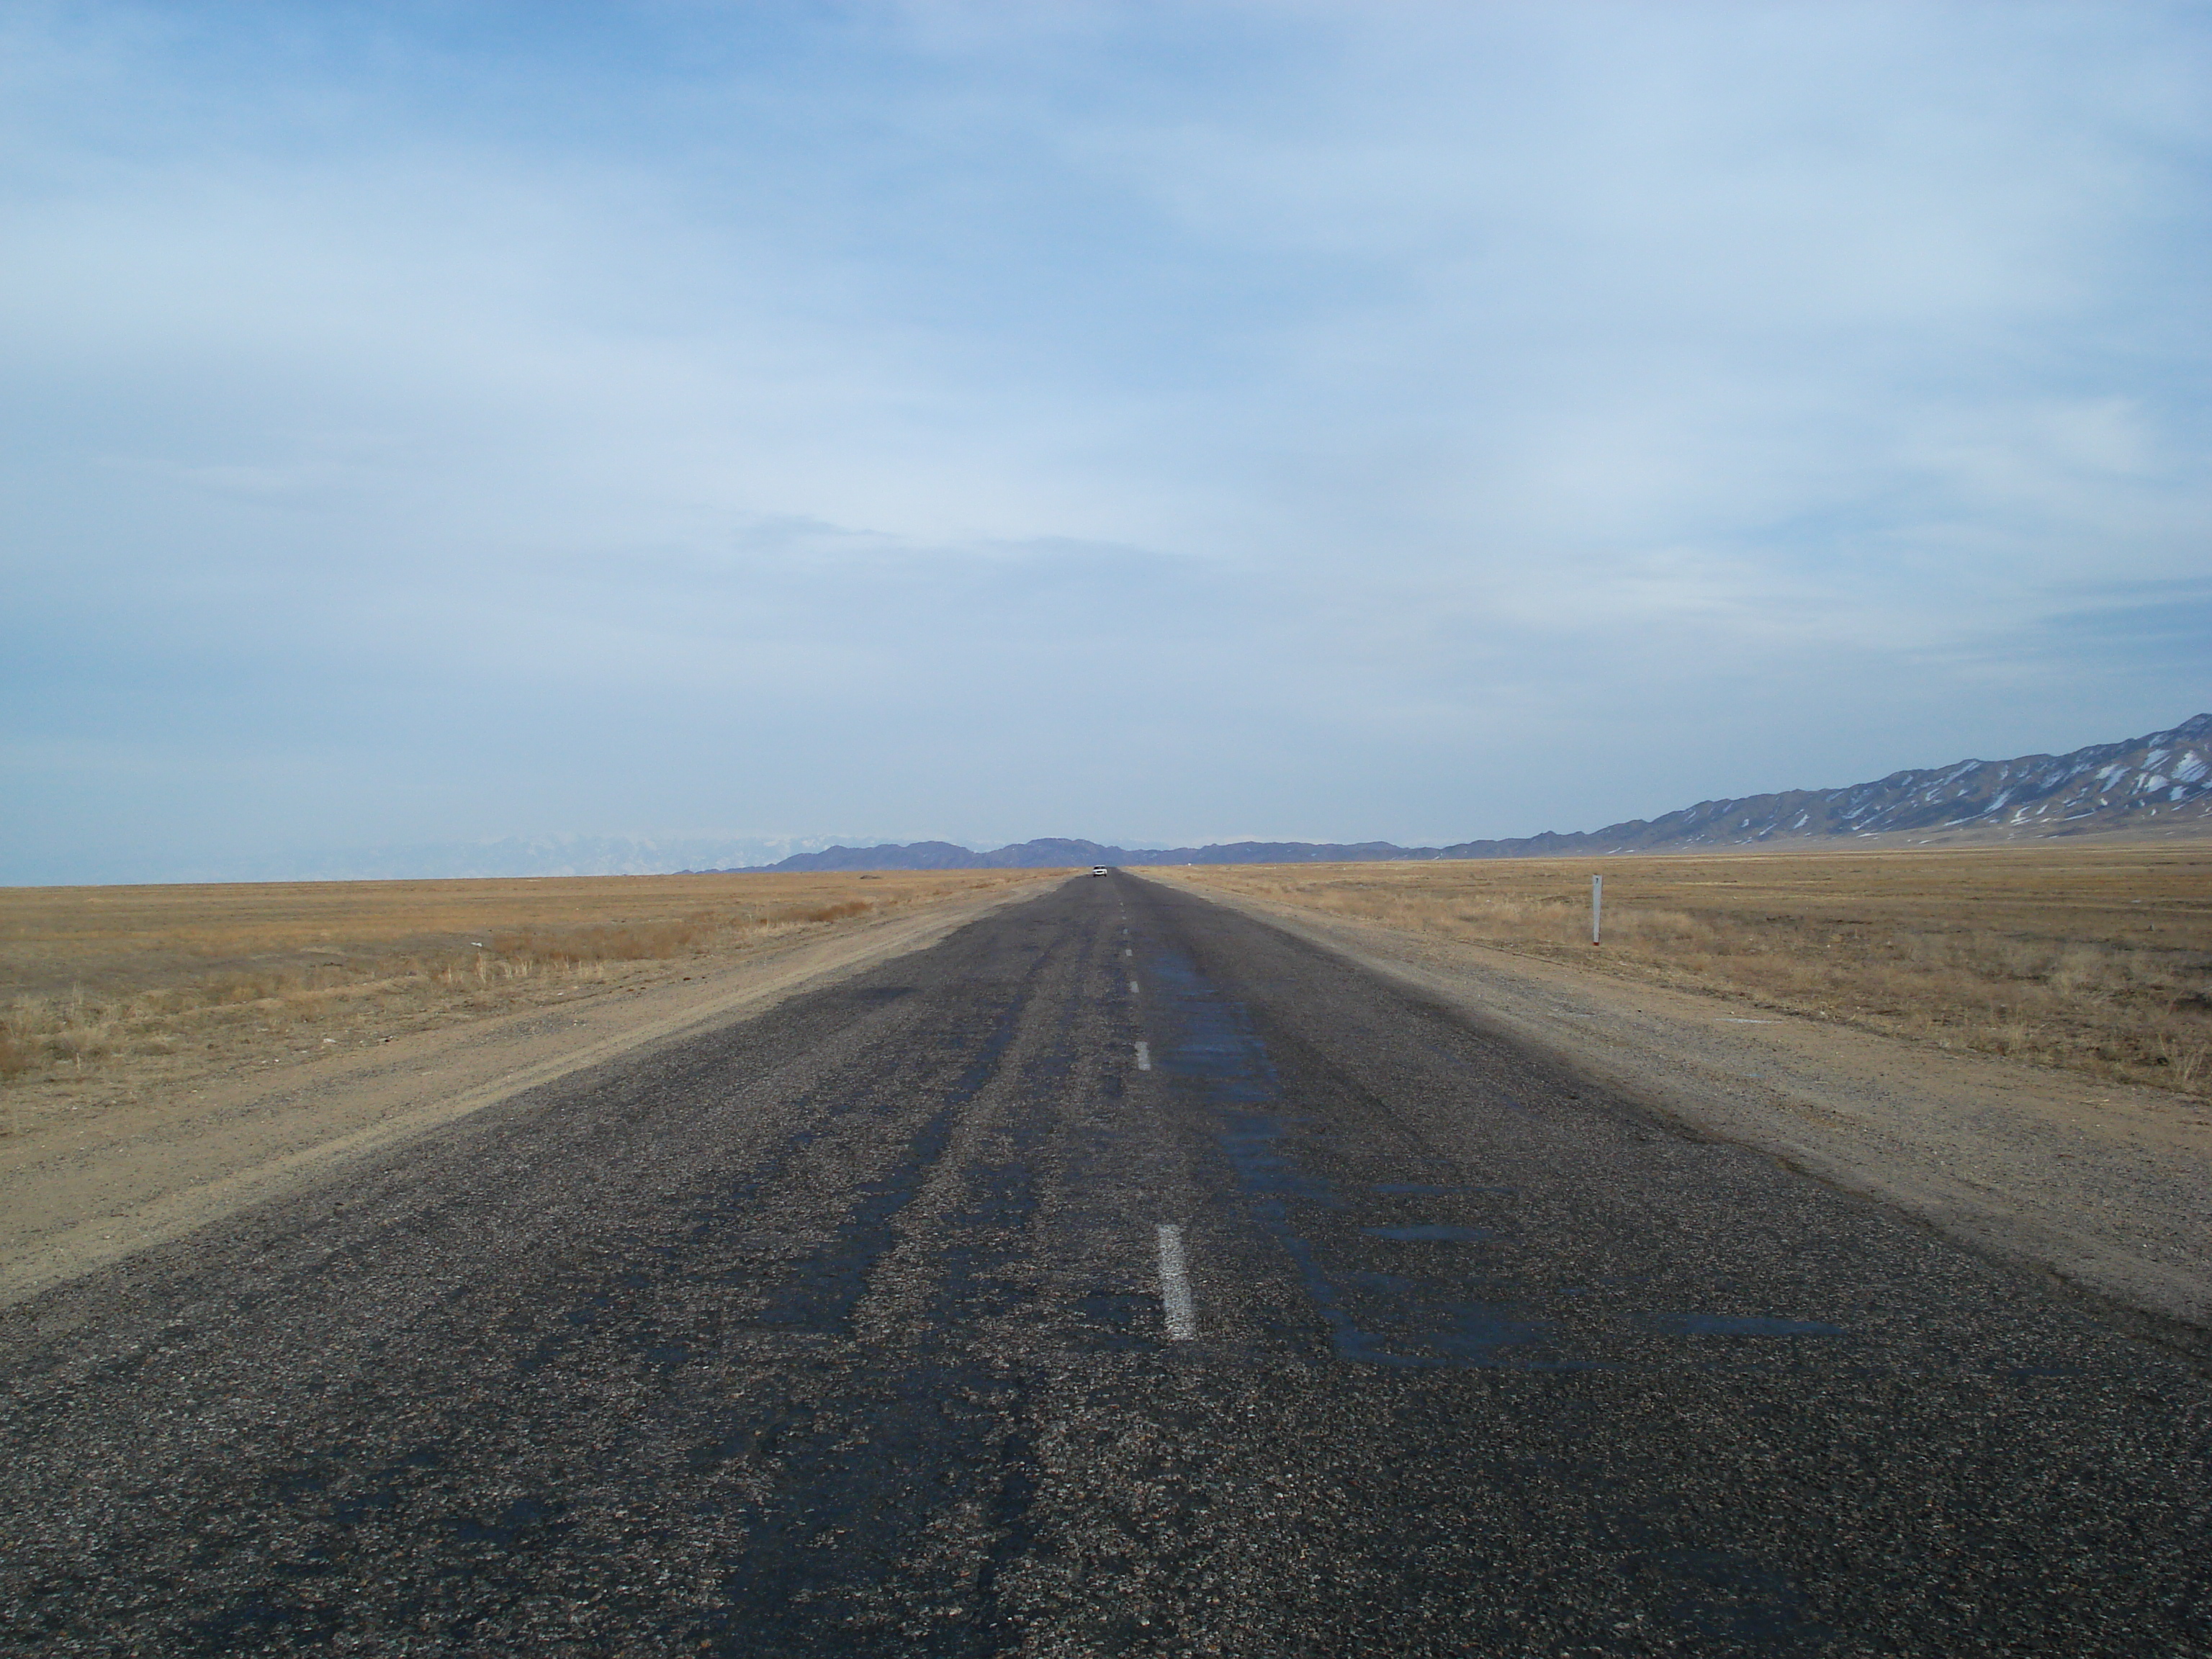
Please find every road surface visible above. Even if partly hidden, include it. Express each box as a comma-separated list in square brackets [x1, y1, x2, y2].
[2, 873, 2206, 1655]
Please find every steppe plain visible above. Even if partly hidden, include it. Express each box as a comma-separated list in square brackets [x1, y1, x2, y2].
[1153, 840, 2212, 1347]
[1163, 842, 2212, 1098]
[0, 870, 1051, 1303]
[0, 868, 1046, 1119]
[4, 843, 2209, 1345]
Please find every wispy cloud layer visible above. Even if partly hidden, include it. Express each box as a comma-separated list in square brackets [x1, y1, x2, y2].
[4, 1, 2208, 879]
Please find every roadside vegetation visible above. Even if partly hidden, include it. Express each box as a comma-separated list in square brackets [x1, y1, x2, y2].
[0, 871, 1038, 1119]
[1166, 845, 2212, 1099]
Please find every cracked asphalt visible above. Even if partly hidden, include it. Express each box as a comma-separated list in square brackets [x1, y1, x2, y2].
[1, 872, 2207, 1655]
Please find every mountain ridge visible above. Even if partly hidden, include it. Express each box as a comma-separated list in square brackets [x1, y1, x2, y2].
[745, 714, 2212, 872]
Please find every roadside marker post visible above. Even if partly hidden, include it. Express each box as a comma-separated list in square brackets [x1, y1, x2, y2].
[1591, 875, 1603, 946]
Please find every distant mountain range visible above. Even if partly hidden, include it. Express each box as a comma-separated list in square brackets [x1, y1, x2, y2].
[748, 714, 2212, 872]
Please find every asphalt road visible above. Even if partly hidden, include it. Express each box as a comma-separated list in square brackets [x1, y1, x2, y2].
[2, 873, 2206, 1656]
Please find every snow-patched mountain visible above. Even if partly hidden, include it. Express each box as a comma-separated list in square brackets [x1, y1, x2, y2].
[757, 714, 2212, 871]
[1435, 711, 2212, 857]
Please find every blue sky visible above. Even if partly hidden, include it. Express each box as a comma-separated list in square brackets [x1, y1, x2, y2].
[6, 1, 2210, 881]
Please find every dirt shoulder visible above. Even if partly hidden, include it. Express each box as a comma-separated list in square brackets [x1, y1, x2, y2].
[0, 876, 1059, 1308]
[1147, 871, 2212, 1353]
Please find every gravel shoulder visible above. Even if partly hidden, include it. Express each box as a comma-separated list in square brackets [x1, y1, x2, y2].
[0, 878, 1056, 1308]
[1146, 871, 2212, 1352]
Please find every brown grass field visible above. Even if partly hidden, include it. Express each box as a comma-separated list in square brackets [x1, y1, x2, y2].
[0, 869, 1042, 1121]
[1166, 843, 2212, 1098]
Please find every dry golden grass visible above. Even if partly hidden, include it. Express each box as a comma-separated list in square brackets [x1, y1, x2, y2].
[1168, 845, 2212, 1097]
[0, 870, 1043, 1115]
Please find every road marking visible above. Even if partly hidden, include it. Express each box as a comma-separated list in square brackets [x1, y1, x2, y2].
[1156, 1224, 1198, 1340]
[1136, 1041, 1151, 1070]
[1123, 948, 1131, 958]
[1717, 1018, 1776, 1024]
[1128, 979, 1140, 994]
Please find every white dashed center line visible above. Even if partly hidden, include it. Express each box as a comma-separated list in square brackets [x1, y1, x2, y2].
[1128, 979, 1139, 994]
[1155, 1225, 1198, 1340]
[1135, 1041, 1151, 1071]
